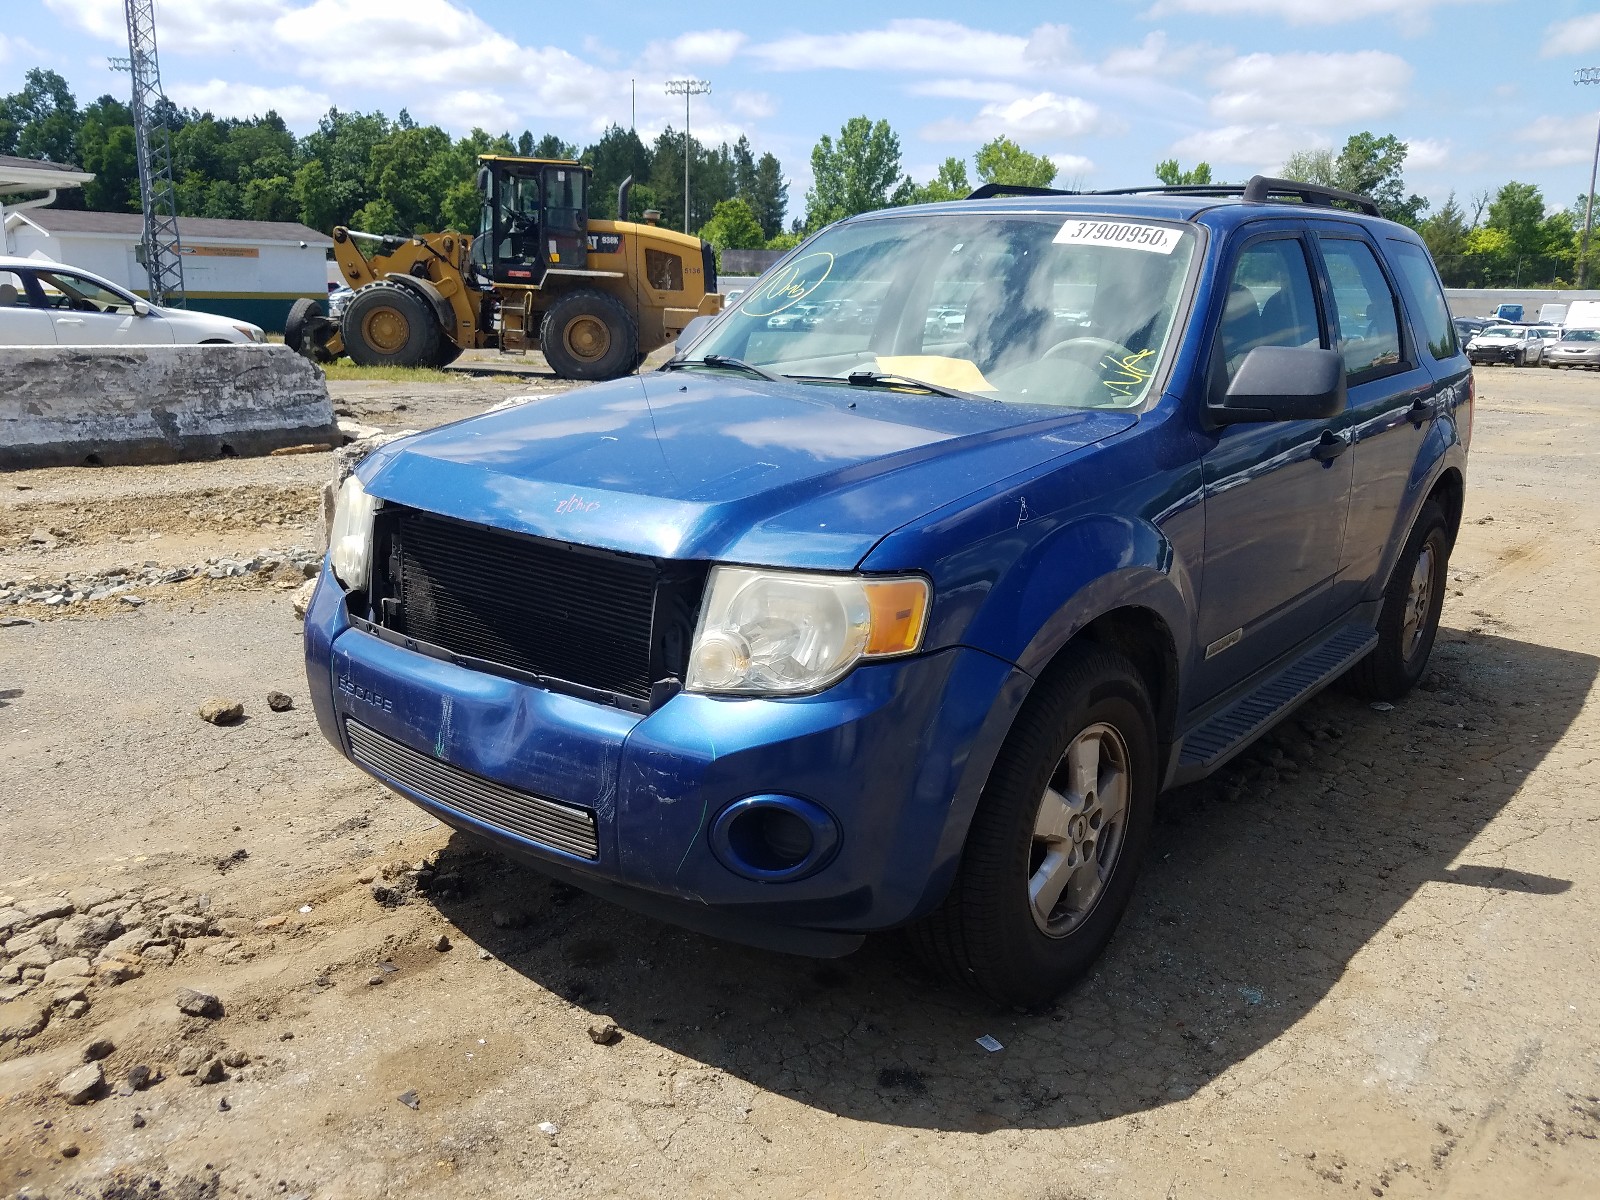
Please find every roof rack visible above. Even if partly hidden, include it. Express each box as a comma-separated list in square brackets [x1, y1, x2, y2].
[965, 183, 1078, 200]
[965, 174, 1382, 218]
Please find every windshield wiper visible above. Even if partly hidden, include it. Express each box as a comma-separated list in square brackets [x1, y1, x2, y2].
[659, 354, 784, 382]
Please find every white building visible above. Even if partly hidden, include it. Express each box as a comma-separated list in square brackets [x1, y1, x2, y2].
[2, 206, 333, 333]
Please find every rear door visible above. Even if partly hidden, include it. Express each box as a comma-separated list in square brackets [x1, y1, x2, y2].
[31, 268, 173, 345]
[1194, 223, 1354, 700]
[1310, 229, 1442, 617]
[0, 269, 57, 344]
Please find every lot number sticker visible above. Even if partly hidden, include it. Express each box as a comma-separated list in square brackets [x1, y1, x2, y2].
[1054, 220, 1180, 254]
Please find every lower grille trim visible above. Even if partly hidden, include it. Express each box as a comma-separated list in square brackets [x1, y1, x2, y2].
[346, 719, 599, 860]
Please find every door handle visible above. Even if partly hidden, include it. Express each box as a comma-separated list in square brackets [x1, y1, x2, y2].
[1407, 396, 1432, 427]
[56, 318, 84, 325]
[1312, 429, 1350, 463]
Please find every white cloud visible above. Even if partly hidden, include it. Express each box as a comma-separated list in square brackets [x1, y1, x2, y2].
[1207, 51, 1411, 125]
[1513, 113, 1600, 169]
[1049, 153, 1095, 178]
[0, 33, 48, 65]
[749, 20, 1069, 78]
[727, 91, 776, 120]
[1541, 14, 1600, 57]
[1147, 0, 1478, 26]
[922, 92, 1105, 143]
[1171, 124, 1329, 167]
[1100, 32, 1217, 77]
[166, 80, 333, 124]
[643, 29, 747, 67]
[1404, 137, 1450, 171]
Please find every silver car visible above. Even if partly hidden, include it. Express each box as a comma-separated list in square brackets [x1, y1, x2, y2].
[1466, 324, 1544, 367]
[1545, 327, 1600, 369]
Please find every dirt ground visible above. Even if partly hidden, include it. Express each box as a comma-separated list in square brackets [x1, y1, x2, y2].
[2, 363, 1598, 1199]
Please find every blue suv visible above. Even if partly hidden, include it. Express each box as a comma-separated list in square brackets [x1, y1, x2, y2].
[305, 176, 1470, 1006]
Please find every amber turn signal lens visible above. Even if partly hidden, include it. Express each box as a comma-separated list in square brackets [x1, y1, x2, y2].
[863, 578, 930, 657]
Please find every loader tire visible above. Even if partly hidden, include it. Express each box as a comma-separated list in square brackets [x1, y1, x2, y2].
[429, 340, 465, 368]
[540, 290, 638, 381]
[342, 281, 441, 368]
[284, 297, 322, 354]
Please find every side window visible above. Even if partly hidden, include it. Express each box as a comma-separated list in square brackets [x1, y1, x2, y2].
[1218, 237, 1322, 381]
[1317, 237, 1405, 379]
[645, 248, 683, 292]
[1386, 240, 1458, 360]
[0, 270, 35, 308]
[32, 270, 137, 316]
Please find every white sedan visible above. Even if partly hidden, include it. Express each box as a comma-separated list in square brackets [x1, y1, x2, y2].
[0, 255, 265, 346]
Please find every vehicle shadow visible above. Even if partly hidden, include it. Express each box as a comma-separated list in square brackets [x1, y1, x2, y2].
[427, 627, 1595, 1132]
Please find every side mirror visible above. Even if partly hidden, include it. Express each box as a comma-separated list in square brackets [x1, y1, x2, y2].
[674, 314, 714, 354]
[1210, 345, 1347, 424]
[132, 300, 152, 316]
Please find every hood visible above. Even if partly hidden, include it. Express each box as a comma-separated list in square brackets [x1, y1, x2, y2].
[360, 371, 1136, 569]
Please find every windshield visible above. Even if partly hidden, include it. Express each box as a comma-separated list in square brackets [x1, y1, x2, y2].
[1478, 327, 1518, 339]
[1562, 329, 1600, 342]
[690, 212, 1198, 409]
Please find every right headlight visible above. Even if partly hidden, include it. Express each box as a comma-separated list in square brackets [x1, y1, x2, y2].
[686, 566, 931, 696]
[328, 474, 378, 590]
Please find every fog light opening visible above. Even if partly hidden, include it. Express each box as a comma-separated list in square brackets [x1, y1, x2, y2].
[729, 806, 813, 873]
[709, 795, 841, 882]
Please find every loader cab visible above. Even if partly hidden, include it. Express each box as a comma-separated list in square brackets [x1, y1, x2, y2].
[472, 156, 590, 286]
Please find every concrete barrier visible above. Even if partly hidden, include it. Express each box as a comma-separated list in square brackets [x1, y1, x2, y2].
[0, 344, 341, 470]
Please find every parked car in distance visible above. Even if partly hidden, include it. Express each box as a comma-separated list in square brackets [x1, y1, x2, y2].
[0, 255, 266, 346]
[306, 176, 1470, 1006]
[1545, 326, 1600, 369]
[1452, 316, 1491, 344]
[1466, 324, 1543, 366]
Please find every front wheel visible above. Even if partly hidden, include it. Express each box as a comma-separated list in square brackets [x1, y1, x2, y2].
[1346, 500, 1449, 701]
[908, 645, 1157, 1007]
[342, 281, 441, 368]
[539, 290, 639, 381]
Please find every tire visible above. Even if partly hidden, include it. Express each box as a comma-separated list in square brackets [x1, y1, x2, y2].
[908, 645, 1158, 1008]
[341, 281, 442, 368]
[284, 297, 324, 353]
[539, 289, 638, 381]
[1346, 500, 1449, 701]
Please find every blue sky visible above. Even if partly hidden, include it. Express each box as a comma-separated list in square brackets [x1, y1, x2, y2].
[6, 0, 1600, 219]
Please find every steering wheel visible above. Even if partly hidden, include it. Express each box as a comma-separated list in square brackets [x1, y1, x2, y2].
[1041, 336, 1135, 366]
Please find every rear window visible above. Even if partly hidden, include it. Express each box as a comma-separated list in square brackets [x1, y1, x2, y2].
[1386, 240, 1458, 361]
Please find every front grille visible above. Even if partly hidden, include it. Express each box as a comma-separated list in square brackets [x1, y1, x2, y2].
[374, 506, 693, 706]
[347, 719, 599, 859]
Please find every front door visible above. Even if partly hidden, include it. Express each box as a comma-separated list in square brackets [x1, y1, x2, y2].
[30, 269, 173, 345]
[540, 165, 588, 271]
[1193, 228, 1354, 702]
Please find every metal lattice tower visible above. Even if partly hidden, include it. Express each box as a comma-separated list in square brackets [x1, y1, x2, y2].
[109, 0, 185, 307]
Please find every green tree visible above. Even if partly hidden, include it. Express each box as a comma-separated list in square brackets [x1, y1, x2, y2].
[747, 151, 788, 239]
[804, 116, 911, 230]
[1154, 159, 1212, 186]
[910, 157, 971, 204]
[1281, 147, 1337, 188]
[0, 69, 81, 163]
[242, 175, 297, 222]
[974, 137, 1057, 189]
[200, 180, 242, 220]
[77, 96, 138, 212]
[1333, 132, 1426, 226]
[349, 197, 401, 234]
[582, 124, 652, 219]
[1419, 193, 1470, 285]
[698, 196, 766, 256]
[293, 159, 339, 231]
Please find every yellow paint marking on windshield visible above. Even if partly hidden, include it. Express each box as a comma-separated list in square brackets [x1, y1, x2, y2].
[875, 355, 997, 393]
[1100, 348, 1155, 399]
[740, 252, 834, 317]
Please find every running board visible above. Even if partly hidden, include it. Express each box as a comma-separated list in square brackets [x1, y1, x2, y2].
[1174, 624, 1377, 779]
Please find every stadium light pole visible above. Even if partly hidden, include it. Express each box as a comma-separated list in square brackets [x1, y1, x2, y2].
[1577, 68, 1600, 288]
[665, 79, 711, 232]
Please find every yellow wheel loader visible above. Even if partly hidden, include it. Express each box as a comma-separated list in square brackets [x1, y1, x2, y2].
[285, 156, 723, 380]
